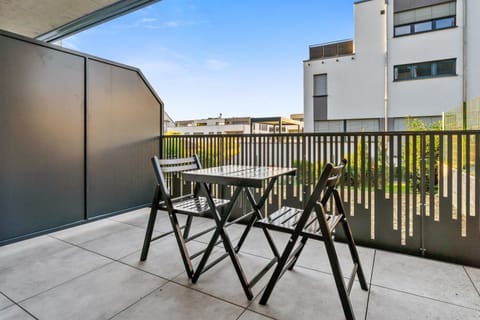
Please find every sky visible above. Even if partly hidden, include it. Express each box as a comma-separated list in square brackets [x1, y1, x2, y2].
[62, 0, 355, 121]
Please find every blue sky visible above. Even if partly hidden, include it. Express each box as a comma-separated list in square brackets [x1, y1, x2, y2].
[63, 0, 354, 121]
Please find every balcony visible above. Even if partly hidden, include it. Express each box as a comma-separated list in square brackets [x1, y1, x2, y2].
[1, 207, 479, 320]
[309, 40, 354, 60]
[1, 131, 480, 319]
[1, 5, 480, 318]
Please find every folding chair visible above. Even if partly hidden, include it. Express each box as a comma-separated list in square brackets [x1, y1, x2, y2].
[256, 160, 368, 320]
[140, 155, 233, 279]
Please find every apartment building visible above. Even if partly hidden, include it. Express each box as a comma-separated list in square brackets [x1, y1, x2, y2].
[172, 115, 304, 135]
[173, 117, 256, 135]
[304, 0, 480, 132]
[163, 112, 175, 133]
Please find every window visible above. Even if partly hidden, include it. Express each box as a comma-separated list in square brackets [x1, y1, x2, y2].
[394, 59, 456, 81]
[436, 59, 456, 75]
[394, 1, 456, 36]
[414, 21, 432, 33]
[414, 62, 432, 78]
[395, 65, 412, 81]
[394, 25, 411, 36]
[314, 120, 343, 133]
[313, 74, 327, 96]
[435, 16, 455, 29]
[346, 119, 380, 132]
[313, 74, 328, 121]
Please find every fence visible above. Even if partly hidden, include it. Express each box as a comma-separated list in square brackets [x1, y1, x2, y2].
[443, 97, 480, 130]
[161, 131, 480, 267]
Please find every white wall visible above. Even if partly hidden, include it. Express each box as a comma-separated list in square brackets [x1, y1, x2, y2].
[304, 0, 479, 132]
[387, 1, 464, 117]
[172, 124, 251, 135]
[304, 0, 386, 132]
[466, 0, 480, 101]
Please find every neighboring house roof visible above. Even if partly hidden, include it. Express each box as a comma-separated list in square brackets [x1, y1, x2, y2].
[0, 0, 161, 42]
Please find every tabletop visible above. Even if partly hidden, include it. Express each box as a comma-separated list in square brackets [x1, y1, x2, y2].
[183, 165, 296, 188]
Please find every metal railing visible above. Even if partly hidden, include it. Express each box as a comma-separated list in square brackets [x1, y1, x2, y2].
[161, 131, 480, 267]
[309, 40, 354, 60]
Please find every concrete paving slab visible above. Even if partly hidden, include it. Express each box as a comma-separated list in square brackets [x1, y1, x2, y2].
[249, 266, 368, 320]
[367, 285, 480, 320]
[121, 234, 208, 280]
[0, 293, 13, 310]
[50, 219, 132, 245]
[112, 282, 243, 320]
[0, 236, 68, 271]
[20, 262, 165, 320]
[238, 228, 290, 260]
[109, 207, 173, 234]
[78, 224, 160, 260]
[0, 305, 35, 320]
[174, 252, 275, 307]
[296, 240, 375, 280]
[0, 237, 110, 302]
[238, 310, 274, 320]
[466, 266, 480, 296]
[372, 250, 480, 309]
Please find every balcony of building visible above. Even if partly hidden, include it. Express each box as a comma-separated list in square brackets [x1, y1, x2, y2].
[1, 207, 479, 320]
[1, 1, 480, 319]
[308, 39, 355, 61]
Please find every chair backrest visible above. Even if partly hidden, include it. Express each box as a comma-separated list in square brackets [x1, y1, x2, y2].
[151, 155, 201, 199]
[293, 159, 347, 232]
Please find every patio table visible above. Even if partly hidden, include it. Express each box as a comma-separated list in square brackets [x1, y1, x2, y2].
[183, 164, 296, 299]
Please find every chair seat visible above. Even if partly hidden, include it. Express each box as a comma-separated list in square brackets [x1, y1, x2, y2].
[256, 206, 342, 239]
[160, 196, 230, 215]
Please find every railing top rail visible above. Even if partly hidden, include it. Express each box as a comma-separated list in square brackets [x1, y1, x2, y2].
[309, 39, 353, 48]
[160, 130, 480, 139]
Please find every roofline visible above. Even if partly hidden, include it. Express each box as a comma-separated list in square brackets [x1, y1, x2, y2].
[354, 0, 376, 5]
[303, 52, 356, 63]
[309, 38, 353, 49]
[36, 0, 162, 43]
[251, 117, 303, 126]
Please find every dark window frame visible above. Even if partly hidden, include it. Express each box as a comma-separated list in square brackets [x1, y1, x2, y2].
[394, 16, 456, 37]
[394, 59, 456, 82]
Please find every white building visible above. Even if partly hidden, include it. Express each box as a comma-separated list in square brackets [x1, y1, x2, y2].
[172, 115, 303, 135]
[163, 111, 175, 133]
[304, 0, 480, 132]
[173, 117, 256, 135]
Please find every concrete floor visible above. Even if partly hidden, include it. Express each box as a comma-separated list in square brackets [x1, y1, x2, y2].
[1, 208, 479, 320]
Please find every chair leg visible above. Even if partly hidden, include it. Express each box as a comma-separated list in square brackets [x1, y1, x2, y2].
[342, 219, 369, 290]
[316, 203, 356, 320]
[140, 187, 161, 261]
[183, 215, 193, 239]
[259, 234, 299, 305]
[169, 211, 195, 279]
[333, 190, 368, 291]
[287, 236, 308, 270]
[323, 229, 356, 320]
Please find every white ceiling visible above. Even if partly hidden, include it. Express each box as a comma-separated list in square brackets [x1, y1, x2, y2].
[0, 0, 125, 39]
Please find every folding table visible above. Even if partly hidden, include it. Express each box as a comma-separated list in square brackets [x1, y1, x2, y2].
[183, 165, 296, 299]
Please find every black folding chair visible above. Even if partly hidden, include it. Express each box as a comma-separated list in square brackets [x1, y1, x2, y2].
[140, 155, 234, 279]
[256, 160, 368, 320]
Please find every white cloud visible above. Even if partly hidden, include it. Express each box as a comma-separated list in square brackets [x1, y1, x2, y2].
[164, 20, 181, 28]
[60, 35, 79, 50]
[140, 17, 157, 23]
[205, 59, 229, 71]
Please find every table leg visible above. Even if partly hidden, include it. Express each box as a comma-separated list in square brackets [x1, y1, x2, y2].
[191, 185, 256, 298]
[235, 178, 280, 258]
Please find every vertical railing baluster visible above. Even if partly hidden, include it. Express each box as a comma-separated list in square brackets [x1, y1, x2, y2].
[420, 133, 426, 254]
[429, 133, 435, 218]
